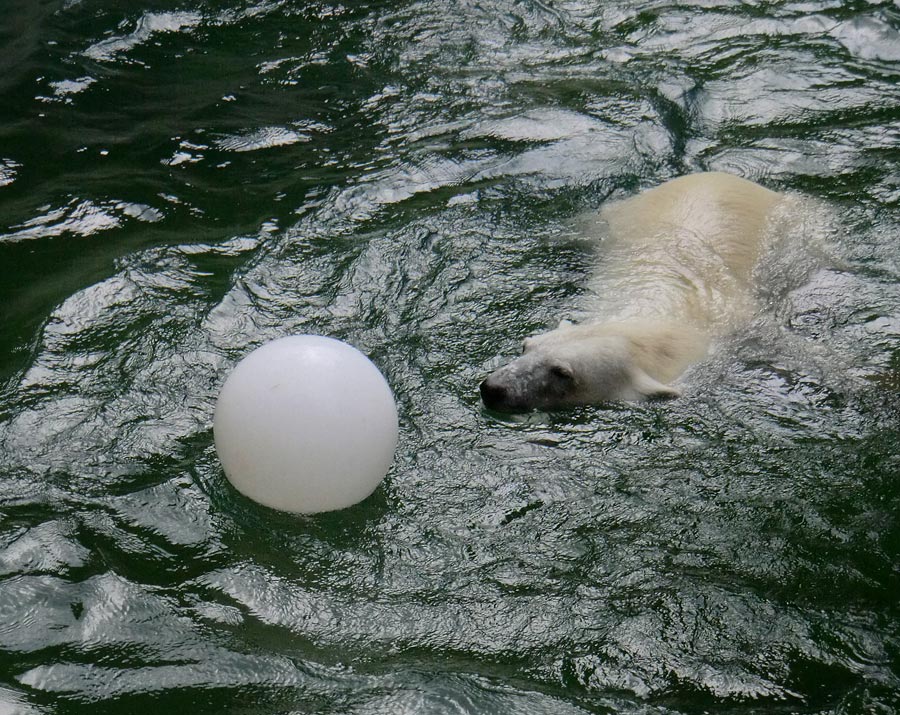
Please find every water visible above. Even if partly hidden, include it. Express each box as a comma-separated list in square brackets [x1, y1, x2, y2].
[1, 1, 898, 713]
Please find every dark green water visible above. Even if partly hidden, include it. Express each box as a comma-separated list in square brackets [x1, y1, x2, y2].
[2, 1, 899, 713]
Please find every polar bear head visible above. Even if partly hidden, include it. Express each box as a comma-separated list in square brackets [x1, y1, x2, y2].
[479, 321, 683, 413]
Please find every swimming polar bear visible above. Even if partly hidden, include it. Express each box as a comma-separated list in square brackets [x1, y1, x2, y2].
[480, 172, 785, 412]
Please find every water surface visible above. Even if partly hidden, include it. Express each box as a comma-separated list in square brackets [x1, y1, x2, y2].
[1, 1, 899, 713]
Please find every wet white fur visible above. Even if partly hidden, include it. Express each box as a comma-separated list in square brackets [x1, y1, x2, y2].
[482, 172, 785, 410]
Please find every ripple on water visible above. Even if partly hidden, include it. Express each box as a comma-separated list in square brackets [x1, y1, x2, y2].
[81, 11, 203, 63]
[0, 158, 21, 187]
[214, 126, 313, 153]
[0, 199, 163, 243]
[0, 0, 899, 712]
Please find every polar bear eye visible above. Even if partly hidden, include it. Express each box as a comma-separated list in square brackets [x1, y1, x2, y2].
[549, 364, 574, 381]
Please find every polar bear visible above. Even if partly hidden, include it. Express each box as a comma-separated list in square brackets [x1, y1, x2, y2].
[480, 172, 784, 412]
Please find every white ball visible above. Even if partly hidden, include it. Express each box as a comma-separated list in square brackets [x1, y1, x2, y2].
[213, 335, 399, 514]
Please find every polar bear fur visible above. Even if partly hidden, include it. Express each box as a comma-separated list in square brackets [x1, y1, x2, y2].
[480, 172, 784, 412]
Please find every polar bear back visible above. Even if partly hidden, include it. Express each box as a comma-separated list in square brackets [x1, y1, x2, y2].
[589, 172, 782, 330]
[602, 172, 780, 271]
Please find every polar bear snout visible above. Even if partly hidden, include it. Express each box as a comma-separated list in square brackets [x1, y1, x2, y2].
[480, 358, 543, 412]
[480, 375, 518, 412]
[481, 351, 580, 413]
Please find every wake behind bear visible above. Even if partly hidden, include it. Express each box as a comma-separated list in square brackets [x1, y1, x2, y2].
[480, 172, 793, 413]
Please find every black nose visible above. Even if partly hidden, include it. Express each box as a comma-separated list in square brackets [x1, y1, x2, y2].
[480, 379, 507, 410]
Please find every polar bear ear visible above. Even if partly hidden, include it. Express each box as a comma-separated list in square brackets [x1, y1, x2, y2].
[631, 369, 681, 401]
